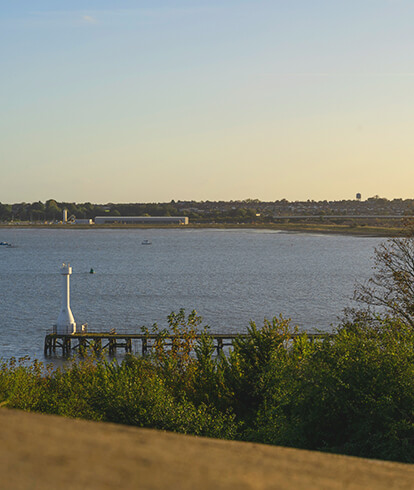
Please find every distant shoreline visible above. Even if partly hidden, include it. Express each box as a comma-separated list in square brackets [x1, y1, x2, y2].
[0, 222, 405, 237]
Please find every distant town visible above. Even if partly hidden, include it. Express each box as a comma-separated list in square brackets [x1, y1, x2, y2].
[1, 196, 414, 229]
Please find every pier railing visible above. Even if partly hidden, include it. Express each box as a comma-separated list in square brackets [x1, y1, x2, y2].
[44, 331, 333, 357]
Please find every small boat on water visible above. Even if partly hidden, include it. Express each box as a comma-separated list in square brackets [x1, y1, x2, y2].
[0, 242, 13, 248]
[141, 239, 152, 245]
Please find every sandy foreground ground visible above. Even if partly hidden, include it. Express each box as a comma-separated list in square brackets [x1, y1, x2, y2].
[1, 409, 413, 490]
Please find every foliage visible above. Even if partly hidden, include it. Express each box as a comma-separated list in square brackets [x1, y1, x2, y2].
[141, 309, 200, 395]
[224, 316, 296, 421]
[2, 198, 414, 226]
[0, 311, 412, 463]
[354, 234, 414, 327]
[249, 318, 414, 463]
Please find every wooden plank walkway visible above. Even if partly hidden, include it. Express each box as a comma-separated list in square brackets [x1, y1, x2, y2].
[44, 331, 332, 356]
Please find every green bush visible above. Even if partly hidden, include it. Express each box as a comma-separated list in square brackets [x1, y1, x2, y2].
[0, 312, 412, 462]
[249, 318, 414, 462]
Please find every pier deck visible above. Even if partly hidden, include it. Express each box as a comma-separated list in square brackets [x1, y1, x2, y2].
[44, 331, 331, 356]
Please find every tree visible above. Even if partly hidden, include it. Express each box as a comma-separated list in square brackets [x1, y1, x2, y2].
[29, 201, 45, 221]
[45, 199, 61, 221]
[0, 203, 12, 221]
[354, 229, 414, 327]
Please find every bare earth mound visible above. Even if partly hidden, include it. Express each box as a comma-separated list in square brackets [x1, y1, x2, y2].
[1, 409, 413, 489]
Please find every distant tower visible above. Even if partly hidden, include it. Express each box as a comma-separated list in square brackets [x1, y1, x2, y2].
[56, 263, 77, 334]
[356, 193, 362, 201]
[63, 208, 68, 223]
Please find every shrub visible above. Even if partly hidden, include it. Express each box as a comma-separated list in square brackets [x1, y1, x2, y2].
[0, 311, 412, 462]
[250, 318, 414, 462]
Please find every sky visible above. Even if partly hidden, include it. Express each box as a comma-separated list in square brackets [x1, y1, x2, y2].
[1, 0, 414, 203]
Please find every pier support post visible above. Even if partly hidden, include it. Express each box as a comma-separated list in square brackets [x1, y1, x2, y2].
[125, 338, 132, 353]
[109, 338, 116, 355]
[79, 338, 87, 355]
[142, 338, 148, 356]
[216, 338, 223, 355]
[62, 337, 72, 356]
[44, 336, 51, 356]
[93, 338, 102, 355]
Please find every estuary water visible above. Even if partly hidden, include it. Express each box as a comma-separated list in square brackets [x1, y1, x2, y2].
[0, 228, 383, 360]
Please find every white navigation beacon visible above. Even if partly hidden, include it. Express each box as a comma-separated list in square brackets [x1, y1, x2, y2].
[56, 263, 77, 334]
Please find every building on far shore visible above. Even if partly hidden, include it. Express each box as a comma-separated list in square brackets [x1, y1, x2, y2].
[74, 218, 94, 225]
[94, 216, 189, 225]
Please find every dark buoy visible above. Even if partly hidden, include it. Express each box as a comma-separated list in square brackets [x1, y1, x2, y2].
[89, 268, 95, 274]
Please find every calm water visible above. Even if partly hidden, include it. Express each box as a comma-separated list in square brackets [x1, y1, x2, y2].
[0, 228, 382, 360]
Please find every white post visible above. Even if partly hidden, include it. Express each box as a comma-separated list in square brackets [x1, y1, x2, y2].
[56, 263, 77, 334]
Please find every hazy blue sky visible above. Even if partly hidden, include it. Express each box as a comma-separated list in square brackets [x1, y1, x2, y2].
[1, 1, 414, 203]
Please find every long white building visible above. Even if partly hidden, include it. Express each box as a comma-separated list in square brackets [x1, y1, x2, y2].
[94, 216, 189, 225]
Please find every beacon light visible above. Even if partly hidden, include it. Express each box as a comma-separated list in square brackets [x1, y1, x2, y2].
[56, 263, 77, 334]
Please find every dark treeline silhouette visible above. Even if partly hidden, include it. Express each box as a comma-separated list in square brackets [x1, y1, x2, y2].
[1, 197, 414, 224]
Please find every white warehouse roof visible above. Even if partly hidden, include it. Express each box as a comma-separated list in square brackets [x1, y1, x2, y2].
[94, 216, 189, 224]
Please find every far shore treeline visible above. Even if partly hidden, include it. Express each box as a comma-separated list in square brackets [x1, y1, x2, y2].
[1, 197, 414, 225]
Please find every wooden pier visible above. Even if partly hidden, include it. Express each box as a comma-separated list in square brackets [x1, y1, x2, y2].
[44, 331, 330, 357]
